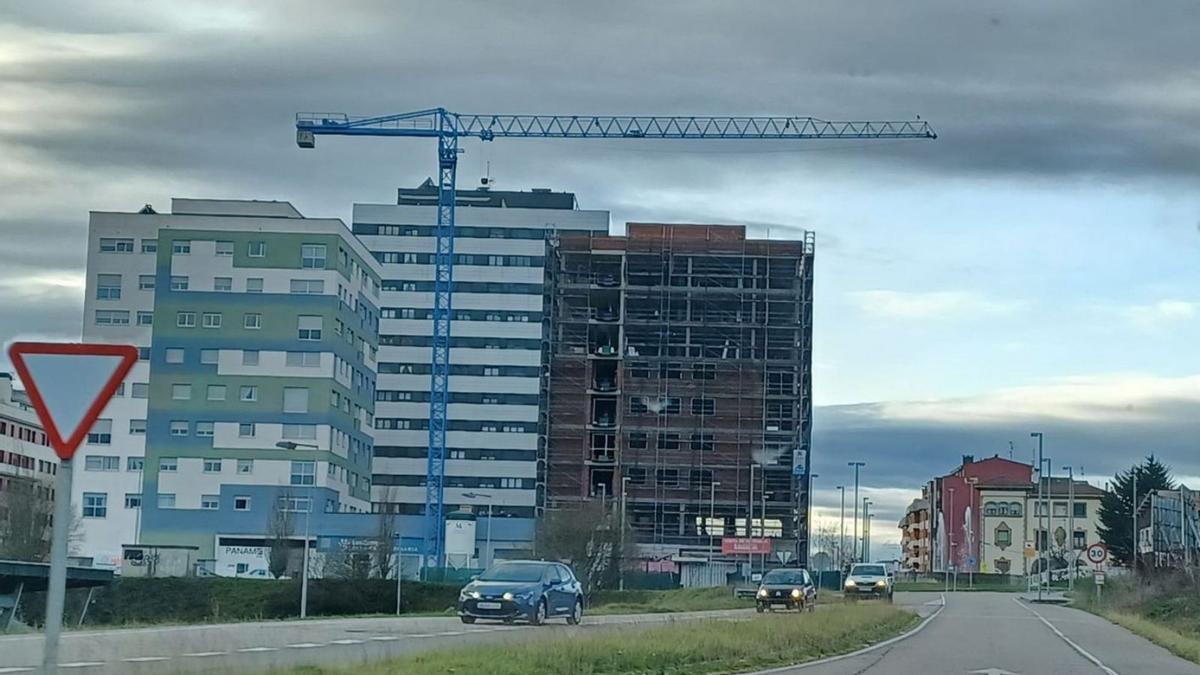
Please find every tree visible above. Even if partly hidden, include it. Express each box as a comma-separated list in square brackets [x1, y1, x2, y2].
[267, 494, 295, 579]
[0, 478, 53, 561]
[372, 497, 398, 580]
[536, 500, 625, 595]
[1097, 455, 1174, 567]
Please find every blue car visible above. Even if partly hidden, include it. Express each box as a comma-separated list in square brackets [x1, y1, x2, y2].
[457, 560, 584, 625]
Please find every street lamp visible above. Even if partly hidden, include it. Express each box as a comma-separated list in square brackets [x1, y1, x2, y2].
[276, 440, 319, 619]
[462, 492, 494, 569]
[807, 474, 819, 567]
[848, 462, 865, 562]
[709, 481, 722, 555]
[836, 486, 846, 571]
[862, 499, 873, 563]
[1062, 465, 1076, 592]
[620, 476, 631, 591]
[1031, 432, 1045, 600]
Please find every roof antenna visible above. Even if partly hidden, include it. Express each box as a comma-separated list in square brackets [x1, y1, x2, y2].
[1008, 441, 1014, 460]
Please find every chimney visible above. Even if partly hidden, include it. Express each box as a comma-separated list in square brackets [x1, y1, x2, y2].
[0, 373, 12, 405]
[962, 454, 974, 467]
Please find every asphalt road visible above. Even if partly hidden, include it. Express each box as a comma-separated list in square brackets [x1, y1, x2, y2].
[0, 608, 751, 674]
[766, 591, 1200, 675]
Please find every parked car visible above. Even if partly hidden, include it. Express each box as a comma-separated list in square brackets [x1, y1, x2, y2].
[457, 560, 584, 625]
[843, 563, 894, 602]
[756, 567, 818, 612]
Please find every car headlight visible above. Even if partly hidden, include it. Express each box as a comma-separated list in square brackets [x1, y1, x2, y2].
[875, 580, 887, 587]
[757, 588, 768, 598]
[465, 590, 481, 599]
[502, 592, 514, 601]
[791, 588, 802, 599]
[844, 579, 856, 588]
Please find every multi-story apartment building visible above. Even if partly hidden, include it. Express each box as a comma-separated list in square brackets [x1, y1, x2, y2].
[0, 373, 59, 559]
[80, 199, 381, 567]
[351, 182, 608, 561]
[545, 223, 816, 566]
[898, 497, 930, 573]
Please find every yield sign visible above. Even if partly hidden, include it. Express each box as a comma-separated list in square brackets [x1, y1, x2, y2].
[7, 342, 138, 461]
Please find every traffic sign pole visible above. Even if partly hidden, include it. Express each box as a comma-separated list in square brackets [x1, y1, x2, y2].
[42, 458, 73, 672]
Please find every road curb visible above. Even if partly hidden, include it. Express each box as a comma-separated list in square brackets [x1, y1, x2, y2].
[739, 594, 946, 674]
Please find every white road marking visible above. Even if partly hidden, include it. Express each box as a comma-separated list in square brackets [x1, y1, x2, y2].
[182, 651, 227, 657]
[369, 635, 400, 641]
[122, 656, 170, 662]
[0, 668, 35, 673]
[236, 646, 279, 653]
[328, 638, 365, 645]
[287, 642, 324, 648]
[59, 663, 105, 669]
[1014, 598, 1119, 675]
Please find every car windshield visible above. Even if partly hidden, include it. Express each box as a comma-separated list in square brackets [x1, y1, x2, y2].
[477, 562, 546, 582]
[852, 565, 887, 576]
[761, 570, 806, 585]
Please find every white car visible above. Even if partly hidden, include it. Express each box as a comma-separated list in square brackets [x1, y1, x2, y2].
[843, 563, 894, 602]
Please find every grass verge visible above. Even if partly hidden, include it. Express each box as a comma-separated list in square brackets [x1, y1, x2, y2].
[270, 604, 917, 675]
[589, 586, 754, 615]
[1098, 610, 1200, 664]
[1070, 574, 1200, 665]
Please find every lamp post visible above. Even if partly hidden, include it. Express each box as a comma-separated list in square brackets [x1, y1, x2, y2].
[837, 486, 846, 571]
[807, 474, 819, 567]
[462, 492, 494, 569]
[620, 476, 631, 591]
[862, 498, 873, 562]
[1031, 432, 1044, 600]
[276, 440, 319, 619]
[947, 486, 955, 593]
[1062, 465, 1076, 592]
[709, 481, 722, 555]
[849, 462, 865, 562]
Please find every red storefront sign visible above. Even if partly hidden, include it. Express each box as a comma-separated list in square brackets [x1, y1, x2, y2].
[721, 537, 772, 555]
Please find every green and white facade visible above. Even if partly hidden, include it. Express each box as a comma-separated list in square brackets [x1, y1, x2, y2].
[80, 199, 382, 568]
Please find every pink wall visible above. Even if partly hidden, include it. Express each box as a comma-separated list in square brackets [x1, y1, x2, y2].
[943, 457, 1032, 572]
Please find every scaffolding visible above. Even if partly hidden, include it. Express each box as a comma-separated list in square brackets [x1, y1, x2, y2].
[545, 223, 815, 568]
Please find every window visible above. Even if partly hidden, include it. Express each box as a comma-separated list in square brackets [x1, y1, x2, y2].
[994, 524, 1012, 547]
[279, 496, 311, 513]
[691, 398, 715, 415]
[656, 468, 679, 487]
[1074, 502, 1087, 518]
[234, 496, 251, 511]
[206, 385, 226, 401]
[237, 459, 254, 474]
[283, 387, 310, 413]
[95, 310, 130, 325]
[141, 239, 157, 253]
[132, 382, 149, 398]
[138, 274, 155, 290]
[291, 460, 316, 486]
[203, 459, 221, 473]
[201, 495, 220, 510]
[1073, 529, 1087, 550]
[239, 386, 258, 401]
[628, 397, 648, 414]
[160, 457, 178, 472]
[129, 419, 147, 435]
[1010, 502, 1023, 516]
[657, 433, 680, 450]
[984, 501, 998, 517]
[137, 311, 154, 326]
[662, 397, 681, 414]
[298, 315, 323, 341]
[690, 469, 714, 487]
[84, 455, 119, 471]
[138, 347, 151, 360]
[659, 362, 684, 379]
[124, 493, 142, 509]
[171, 384, 191, 400]
[1053, 502, 1068, 517]
[100, 238, 134, 253]
[691, 433, 714, 451]
[127, 457, 144, 472]
[238, 422, 256, 437]
[158, 494, 176, 509]
[170, 276, 190, 291]
[692, 363, 716, 380]
[165, 348, 185, 363]
[82, 493, 108, 518]
[169, 421, 188, 437]
[87, 419, 112, 445]
[242, 350, 259, 366]
[246, 277, 264, 293]
[626, 467, 647, 485]
[215, 240, 234, 256]
[202, 312, 222, 329]
[767, 371, 795, 396]
[214, 276, 233, 292]
[283, 424, 317, 440]
[177, 312, 195, 328]
[243, 313, 262, 329]
[195, 421, 214, 437]
[628, 432, 648, 449]
[286, 351, 321, 367]
[96, 274, 122, 299]
[200, 349, 218, 364]
[290, 279, 325, 294]
[301, 244, 327, 269]
[248, 241, 266, 257]
[172, 240, 191, 255]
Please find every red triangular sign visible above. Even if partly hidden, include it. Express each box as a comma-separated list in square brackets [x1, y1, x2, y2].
[8, 342, 138, 461]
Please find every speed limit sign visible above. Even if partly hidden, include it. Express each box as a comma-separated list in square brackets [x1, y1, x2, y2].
[1086, 543, 1108, 565]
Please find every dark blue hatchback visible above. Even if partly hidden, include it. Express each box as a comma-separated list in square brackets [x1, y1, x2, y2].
[457, 560, 584, 625]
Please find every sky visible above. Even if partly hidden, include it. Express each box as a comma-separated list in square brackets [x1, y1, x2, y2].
[2, 0, 1198, 557]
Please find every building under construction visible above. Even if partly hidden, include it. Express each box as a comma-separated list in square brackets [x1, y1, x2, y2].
[546, 223, 815, 567]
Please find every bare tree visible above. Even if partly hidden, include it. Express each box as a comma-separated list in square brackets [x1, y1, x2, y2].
[537, 500, 625, 595]
[0, 478, 53, 561]
[373, 512, 397, 580]
[267, 494, 294, 579]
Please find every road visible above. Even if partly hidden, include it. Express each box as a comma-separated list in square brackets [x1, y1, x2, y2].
[0, 608, 750, 674]
[765, 591, 1200, 675]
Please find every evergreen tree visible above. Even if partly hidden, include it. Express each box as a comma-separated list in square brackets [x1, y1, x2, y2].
[1097, 455, 1174, 567]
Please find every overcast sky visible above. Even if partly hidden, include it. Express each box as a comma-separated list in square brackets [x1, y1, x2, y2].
[3, 0, 1198, 555]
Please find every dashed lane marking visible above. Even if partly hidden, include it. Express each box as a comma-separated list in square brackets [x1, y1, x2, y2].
[235, 647, 279, 653]
[369, 636, 400, 641]
[0, 668, 35, 673]
[328, 638, 365, 645]
[121, 656, 170, 662]
[182, 651, 227, 657]
[287, 643, 324, 649]
[59, 663, 105, 669]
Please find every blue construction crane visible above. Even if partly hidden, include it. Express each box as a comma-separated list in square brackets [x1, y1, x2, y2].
[296, 108, 936, 569]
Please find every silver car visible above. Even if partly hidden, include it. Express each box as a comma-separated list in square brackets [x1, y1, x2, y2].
[842, 563, 894, 602]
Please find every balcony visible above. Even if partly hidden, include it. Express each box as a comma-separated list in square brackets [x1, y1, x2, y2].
[594, 344, 618, 358]
[592, 380, 617, 393]
[593, 307, 619, 323]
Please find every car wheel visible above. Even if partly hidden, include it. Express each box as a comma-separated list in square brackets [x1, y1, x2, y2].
[530, 599, 547, 626]
[460, 616, 476, 624]
[566, 597, 583, 625]
[755, 605, 765, 613]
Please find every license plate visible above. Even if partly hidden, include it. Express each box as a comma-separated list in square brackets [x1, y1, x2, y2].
[771, 603, 788, 609]
[477, 601, 502, 610]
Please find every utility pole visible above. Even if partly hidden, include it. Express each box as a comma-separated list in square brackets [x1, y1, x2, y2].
[709, 481, 721, 556]
[849, 462, 865, 562]
[1063, 465, 1075, 592]
[749, 464, 757, 577]
[862, 499, 872, 562]
[837, 485, 846, 571]
[1031, 432, 1044, 601]
[620, 476, 631, 591]
[807, 474, 818, 568]
[1132, 472, 1138, 575]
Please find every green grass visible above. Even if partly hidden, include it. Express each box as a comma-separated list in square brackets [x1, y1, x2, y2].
[270, 604, 917, 675]
[588, 587, 754, 615]
[894, 580, 1027, 593]
[1070, 575, 1200, 665]
[1100, 611, 1200, 664]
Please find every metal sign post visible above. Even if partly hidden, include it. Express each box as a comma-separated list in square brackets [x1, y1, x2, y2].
[7, 342, 137, 673]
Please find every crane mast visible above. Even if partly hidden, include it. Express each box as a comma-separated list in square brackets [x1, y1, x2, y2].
[296, 107, 936, 570]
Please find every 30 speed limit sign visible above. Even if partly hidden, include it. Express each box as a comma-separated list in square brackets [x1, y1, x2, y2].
[1086, 543, 1108, 565]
